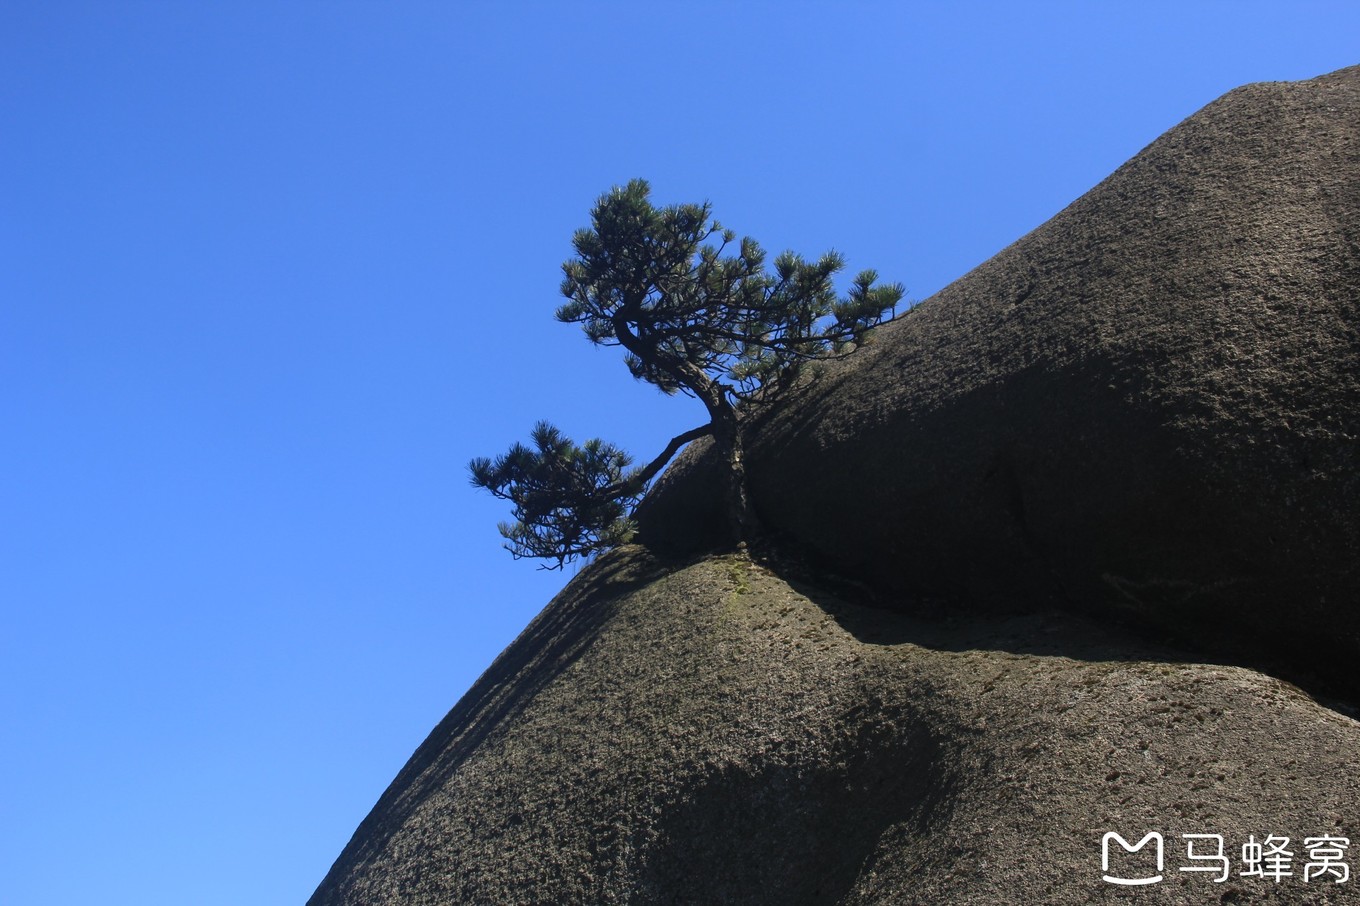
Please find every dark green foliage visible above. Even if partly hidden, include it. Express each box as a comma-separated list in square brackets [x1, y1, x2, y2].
[468, 422, 642, 569]
[471, 179, 905, 567]
[557, 179, 904, 400]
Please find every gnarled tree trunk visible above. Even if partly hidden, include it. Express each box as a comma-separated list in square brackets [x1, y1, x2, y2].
[711, 405, 761, 547]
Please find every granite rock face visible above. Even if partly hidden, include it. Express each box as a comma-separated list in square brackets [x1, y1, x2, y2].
[311, 552, 1360, 904]
[311, 67, 1360, 904]
[642, 64, 1360, 695]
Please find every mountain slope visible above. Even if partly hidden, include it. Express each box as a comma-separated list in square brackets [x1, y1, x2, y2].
[642, 64, 1360, 693]
[311, 550, 1359, 904]
[311, 66, 1360, 904]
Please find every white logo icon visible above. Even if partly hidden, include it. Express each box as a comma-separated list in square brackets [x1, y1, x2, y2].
[1102, 832, 1165, 886]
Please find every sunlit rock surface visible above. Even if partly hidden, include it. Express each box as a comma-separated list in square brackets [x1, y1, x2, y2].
[312, 67, 1360, 904]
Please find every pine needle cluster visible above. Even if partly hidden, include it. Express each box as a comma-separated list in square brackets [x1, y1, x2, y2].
[471, 180, 904, 567]
[468, 422, 641, 568]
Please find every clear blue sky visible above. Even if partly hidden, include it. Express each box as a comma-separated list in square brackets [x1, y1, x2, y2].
[2, 3, 1356, 903]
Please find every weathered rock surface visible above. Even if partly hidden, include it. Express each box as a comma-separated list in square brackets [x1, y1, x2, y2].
[643, 64, 1360, 697]
[311, 551, 1359, 904]
[311, 67, 1360, 904]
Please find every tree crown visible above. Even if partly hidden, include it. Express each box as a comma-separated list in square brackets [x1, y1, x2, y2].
[557, 179, 903, 401]
[471, 180, 906, 568]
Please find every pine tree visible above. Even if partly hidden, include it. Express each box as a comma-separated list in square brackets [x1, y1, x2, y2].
[471, 179, 904, 567]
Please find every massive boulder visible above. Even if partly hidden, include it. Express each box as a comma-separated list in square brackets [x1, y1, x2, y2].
[311, 67, 1360, 904]
[642, 64, 1360, 695]
[311, 551, 1360, 904]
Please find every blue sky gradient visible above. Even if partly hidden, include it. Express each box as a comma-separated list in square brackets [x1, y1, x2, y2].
[4, 4, 1358, 903]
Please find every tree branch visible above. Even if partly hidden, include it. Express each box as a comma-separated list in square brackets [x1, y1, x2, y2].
[604, 422, 713, 497]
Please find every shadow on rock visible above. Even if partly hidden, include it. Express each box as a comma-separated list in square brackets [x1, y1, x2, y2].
[635, 702, 951, 906]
